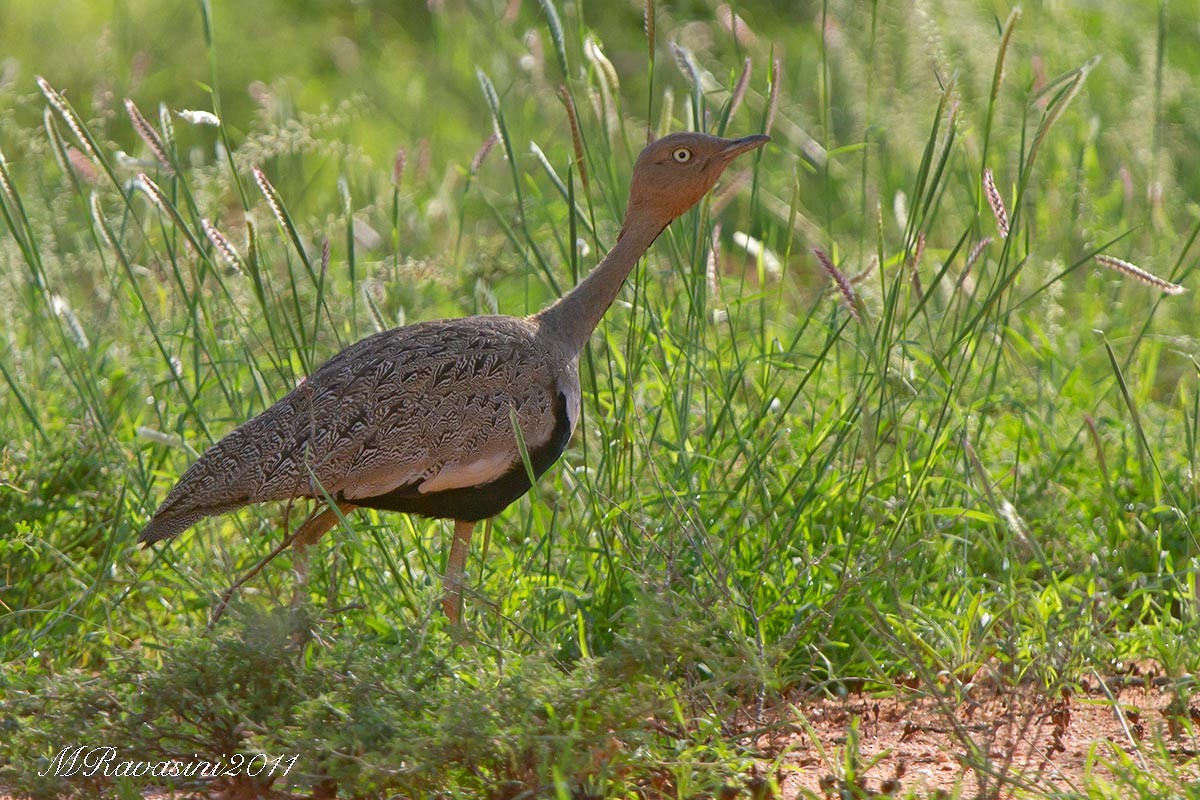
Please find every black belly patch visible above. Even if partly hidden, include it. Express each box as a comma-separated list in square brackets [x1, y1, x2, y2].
[345, 390, 573, 522]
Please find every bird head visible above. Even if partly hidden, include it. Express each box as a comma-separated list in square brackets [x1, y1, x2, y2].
[624, 131, 770, 229]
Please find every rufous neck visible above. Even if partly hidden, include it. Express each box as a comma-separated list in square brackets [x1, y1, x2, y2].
[534, 213, 666, 358]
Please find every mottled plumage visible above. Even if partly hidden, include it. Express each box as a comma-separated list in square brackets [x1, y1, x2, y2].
[140, 316, 578, 542]
[139, 131, 769, 623]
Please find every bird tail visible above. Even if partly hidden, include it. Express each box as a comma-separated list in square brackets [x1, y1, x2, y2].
[138, 507, 203, 547]
[137, 498, 246, 547]
[137, 402, 288, 547]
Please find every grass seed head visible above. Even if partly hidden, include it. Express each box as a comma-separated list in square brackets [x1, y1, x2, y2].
[963, 237, 992, 276]
[469, 132, 499, 175]
[252, 167, 289, 232]
[908, 231, 926, 296]
[983, 168, 1009, 238]
[1094, 254, 1185, 295]
[909, 231, 926, 270]
[135, 172, 169, 216]
[644, 0, 655, 59]
[124, 98, 173, 174]
[201, 218, 244, 274]
[671, 42, 701, 90]
[89, 193, 117, 253]
[851, 255, 877, 286]
[392, 148, 406, 187]
[717, 4, 758, 48]
[157, 102, 175, 148]
[584, 36, 620, 95]
[0, 145, 14, 204]
[812, 247, 861, 322]
[765, 57, 782, 136]
[728, 57, 752, 122]
[67, 147, 98, 183]
[37, 75, 96, 160]
[560, 85, 588, 192]
[50, 294, 89, 350]
[707, 223, 723, 299]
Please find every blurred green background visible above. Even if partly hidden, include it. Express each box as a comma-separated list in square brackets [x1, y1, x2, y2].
[4, 0, 1200, 796]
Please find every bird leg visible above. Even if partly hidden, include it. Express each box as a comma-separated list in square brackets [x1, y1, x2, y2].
[208, 501, 354, 628]
[290, 501, 357, 609]
[441, 519, 476, 624]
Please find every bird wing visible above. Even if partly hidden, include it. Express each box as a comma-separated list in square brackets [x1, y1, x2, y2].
[293, 316, 564, 501]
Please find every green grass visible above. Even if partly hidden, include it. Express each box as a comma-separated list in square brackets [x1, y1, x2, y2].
[2, 0, 1200, 797]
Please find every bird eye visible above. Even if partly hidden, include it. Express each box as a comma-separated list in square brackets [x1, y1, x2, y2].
[672, 147, 692, 163]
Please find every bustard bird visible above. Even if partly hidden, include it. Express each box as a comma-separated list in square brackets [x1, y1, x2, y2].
[139, 131, 769, 623]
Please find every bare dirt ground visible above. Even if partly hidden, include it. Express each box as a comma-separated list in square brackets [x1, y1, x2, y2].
[5, 674, 1198, 799]
[757, 673, 1200, 797]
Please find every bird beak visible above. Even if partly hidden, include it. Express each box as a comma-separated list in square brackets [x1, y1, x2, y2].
[719, 134, 771, 160]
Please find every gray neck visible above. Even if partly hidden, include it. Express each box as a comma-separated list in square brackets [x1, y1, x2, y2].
[534, 214, 666, 358]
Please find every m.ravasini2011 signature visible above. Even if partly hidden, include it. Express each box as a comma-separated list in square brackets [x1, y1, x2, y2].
[39, 745, 299, 780]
